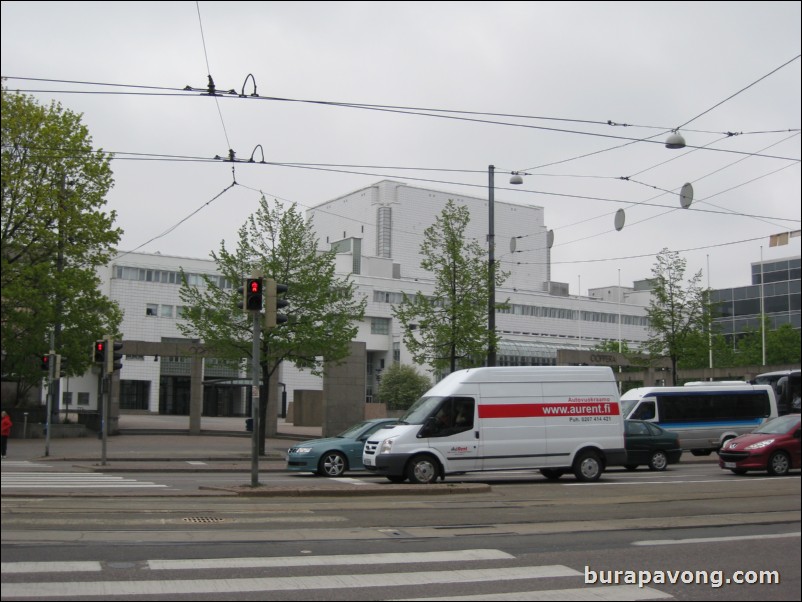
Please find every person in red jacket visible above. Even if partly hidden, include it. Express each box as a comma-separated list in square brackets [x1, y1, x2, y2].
[1, 411, 12, 458]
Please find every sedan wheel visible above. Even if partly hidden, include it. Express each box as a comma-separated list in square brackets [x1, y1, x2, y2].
[648, 450, 668, 471]
[318, 451, 347, 477]
[767, 451, 790, 476]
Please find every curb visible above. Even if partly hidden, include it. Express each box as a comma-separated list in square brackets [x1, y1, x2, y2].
[202, 483, 492, 497]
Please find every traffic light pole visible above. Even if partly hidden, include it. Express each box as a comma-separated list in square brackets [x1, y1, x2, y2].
[250, 311, 261, 487]
[44, 351, 54, 457]
[100, 369, 109, 466]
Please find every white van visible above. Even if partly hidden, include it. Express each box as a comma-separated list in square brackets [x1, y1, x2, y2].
[620, 384, 777, 455]
[363, 366, 625, 483]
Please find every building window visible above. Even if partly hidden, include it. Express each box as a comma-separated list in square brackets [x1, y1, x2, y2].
[377, 206, 392, 258]
[160, 305, 173, 318]
[77, 392, 90, 406]
[371, 318, 390, 335]
[146, 304, 158, 316]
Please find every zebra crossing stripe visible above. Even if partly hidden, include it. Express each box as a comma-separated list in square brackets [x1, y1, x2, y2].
[1, 472, 167, 489]
[1, 566, 580, 598]
[1, 561, 102, 574]
[394, 584, 673, 601]
[149, 549, 514, 570]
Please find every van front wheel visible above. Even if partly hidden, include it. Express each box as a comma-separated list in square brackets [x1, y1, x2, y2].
[407, 455, 439, 484]
[573, 450, 603, 482]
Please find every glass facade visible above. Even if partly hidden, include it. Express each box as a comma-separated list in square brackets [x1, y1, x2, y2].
[712, 257, 801, 336]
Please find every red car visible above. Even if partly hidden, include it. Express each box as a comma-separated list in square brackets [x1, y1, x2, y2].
[718, 414, 801, 476]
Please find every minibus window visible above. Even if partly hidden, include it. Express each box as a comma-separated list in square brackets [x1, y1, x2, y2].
[631, 401, 656, 420]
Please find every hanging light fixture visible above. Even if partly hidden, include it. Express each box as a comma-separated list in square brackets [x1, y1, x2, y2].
[665, 130, 686, 149]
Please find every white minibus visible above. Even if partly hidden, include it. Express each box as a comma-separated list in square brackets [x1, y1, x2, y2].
[363, 366, 625, 483]
[620, 384, 777, 455]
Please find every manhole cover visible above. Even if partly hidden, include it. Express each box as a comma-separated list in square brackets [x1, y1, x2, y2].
[182, 517, 227, 524]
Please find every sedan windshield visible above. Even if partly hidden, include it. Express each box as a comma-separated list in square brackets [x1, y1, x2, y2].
[336, 421, 371, 438]
[754, 415, 800, 435]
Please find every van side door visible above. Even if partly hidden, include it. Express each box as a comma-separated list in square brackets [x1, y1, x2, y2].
[420, 397, 479, 473]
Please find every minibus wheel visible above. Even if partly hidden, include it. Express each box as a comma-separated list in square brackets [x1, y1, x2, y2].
[407, 454, 439, 484]
[573, 450, 602, 482]
[540, 469, 564, 480]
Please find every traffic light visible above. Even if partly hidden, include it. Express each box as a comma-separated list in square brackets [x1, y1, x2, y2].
[237, 277, 264, 311]
[246, 277, 263, 311]
[106, 339, 124, 373]
[265, 278, 289, 329]
[93, 340, 106, 365]
[40, 354, 51, 371]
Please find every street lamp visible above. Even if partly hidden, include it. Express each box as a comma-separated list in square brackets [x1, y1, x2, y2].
[488, 165, 524, 367]
[665, 130, 686, 149]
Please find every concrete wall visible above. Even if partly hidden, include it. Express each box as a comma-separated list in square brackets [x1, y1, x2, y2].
[292, 390, 323, 426]
[323, 341, 367, 437]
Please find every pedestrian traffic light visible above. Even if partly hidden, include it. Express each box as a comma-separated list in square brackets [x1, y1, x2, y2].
[265, 278, 289, 329]
[237, 277, 264, 312]
[93, 340, 106, 365]
[245, 277, 263, 311]
[106, 339, 124, 373]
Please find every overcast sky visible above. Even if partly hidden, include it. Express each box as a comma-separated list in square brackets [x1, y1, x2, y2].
[2, 1, 800, 294]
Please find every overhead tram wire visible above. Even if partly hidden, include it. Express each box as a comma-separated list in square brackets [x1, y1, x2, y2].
[6, 76, 799, 163]
[194, 1, 233, 155]
[504, 125, 800, 254]
[675, 53, 801, 131]
[7, 139, 798, 226]
[505, 235, 778, 268]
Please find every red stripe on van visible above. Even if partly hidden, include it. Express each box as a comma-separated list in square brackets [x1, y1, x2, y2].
[478, 404, 540, 418]
[479, 402, 619, 419]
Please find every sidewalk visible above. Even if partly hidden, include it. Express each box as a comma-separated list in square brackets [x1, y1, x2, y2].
[1, 414, 490, 498]
[4, 415, 319, 468]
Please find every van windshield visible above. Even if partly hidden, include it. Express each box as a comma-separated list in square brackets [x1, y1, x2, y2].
[620, 398, 638, 418]
[399, 396, 445, 425]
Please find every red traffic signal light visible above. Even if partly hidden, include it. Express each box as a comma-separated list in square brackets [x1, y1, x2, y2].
[245, 277, 263, 311]
[94, 340, 106, 364]
[40, 354, 50, 371]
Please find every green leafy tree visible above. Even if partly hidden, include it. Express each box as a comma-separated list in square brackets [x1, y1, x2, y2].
[1, 86, 122, 403]
[592, 340, 633, 354]
[393, 200, 508, 374]
[178, 197, 366, 453]
[675, 329, 736, 369]
[734, 321, 801, 366]
[377, 363, 431, 411]
[644, 249, 708, 385]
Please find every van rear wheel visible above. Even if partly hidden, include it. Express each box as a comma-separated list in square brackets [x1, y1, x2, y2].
[573, 450, 603, 482]
[407, 455, 439, 484]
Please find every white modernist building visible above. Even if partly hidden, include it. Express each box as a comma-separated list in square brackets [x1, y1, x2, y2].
[60, 180, 651, 416]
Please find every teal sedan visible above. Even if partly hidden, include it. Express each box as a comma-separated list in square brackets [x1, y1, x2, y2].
[624, 419, 683, 471]
[287, 418, 398, 477]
